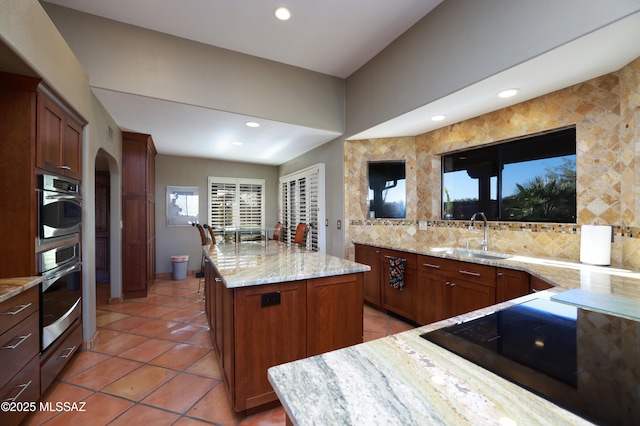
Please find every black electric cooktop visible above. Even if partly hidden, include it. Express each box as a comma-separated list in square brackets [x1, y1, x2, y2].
[420, 298, 637, 425]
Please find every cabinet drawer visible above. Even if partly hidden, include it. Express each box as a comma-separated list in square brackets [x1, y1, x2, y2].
[0, 286, 38, 336]
[41, 321, 81, 392]
[418, 255, 496, 287]
[0, 312, 39, 390]
[0, 355, 40, 426]
[379, 249, 417, 270]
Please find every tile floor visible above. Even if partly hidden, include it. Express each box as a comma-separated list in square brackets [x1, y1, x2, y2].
[22, 275, 414, 426]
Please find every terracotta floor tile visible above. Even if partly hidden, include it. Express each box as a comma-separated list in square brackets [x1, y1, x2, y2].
[103, 364, 178, 401]
[185, 329, 214, 347]
[161, 298, 201, 308]
[65, 357, 142, 391]
[144, 293, 180, 305]
[186, 311, 209, 326]
[185, 351, 222, 379]
[109, 403, 181, 426]
[137, 305, 179, 319]
[240, 406, 286, 426]
[118, 338, 177, 363]
[141, 373, 217, 414]
[363, 330, 386, 342]
[173, 416, 215, 426]
[363, 315, 389, 333]
[388, 316, 416, 335]
[156, 323, 207, 342]
[57, 350, 111, 380]
[118, 302, 157, 315]
[160, 307, 201, 323]
[102, 314, 152, 332]
[43, 391, 134, 426]
[22, 382, 94, 425]
[91, 332, 150, 356]
[187, 382, 243, 425]
[128, 319, 179, 337]
[149, 343, 211, 371]
[96, 310, 129, 327]
[364, 304, 388, 318]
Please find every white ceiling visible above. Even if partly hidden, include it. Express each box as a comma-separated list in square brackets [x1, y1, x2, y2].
[42, 1, 640, 166]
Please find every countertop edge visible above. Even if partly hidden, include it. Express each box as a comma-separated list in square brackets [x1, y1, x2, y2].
[0, 276, 44, 303]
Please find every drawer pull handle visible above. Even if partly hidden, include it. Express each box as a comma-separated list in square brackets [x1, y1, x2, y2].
[459, 269, 481, 277]
[422, 263, 440, 269]
[445, 281, 456, 287]
[3, 333, 32, 350]
[59, 345, 77, 360]
[214, 278, 222, 282]
[532, 288, 540, 293]
[2, 380, 32, 403]
[384, 255, 406, 262]
[58, 165, 71, 170]
[3, 302, 32, 316]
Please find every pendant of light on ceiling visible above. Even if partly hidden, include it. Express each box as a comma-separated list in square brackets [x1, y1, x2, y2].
[274, 7, 291, 21]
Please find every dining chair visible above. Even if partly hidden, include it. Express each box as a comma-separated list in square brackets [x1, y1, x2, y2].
[203, 224, 216, 245]
[294, 223, 309, 246]
[192, 223, 207, 292]
[273, 222, 282, 241]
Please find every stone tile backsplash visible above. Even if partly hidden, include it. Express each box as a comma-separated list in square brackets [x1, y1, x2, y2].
[345, 56, 640, 269]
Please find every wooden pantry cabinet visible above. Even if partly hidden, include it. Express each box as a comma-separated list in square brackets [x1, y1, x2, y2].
[204, 260, 363, 412]
[121, 132, 157, 298]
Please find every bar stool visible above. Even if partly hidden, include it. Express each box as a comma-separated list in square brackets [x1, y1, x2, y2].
[294, 223, 309, 246]
[273, 222, 282, 241]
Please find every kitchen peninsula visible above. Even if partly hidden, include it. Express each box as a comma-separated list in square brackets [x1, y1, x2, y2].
[268, 245, 640, 425]
[202, 240, 369, 413]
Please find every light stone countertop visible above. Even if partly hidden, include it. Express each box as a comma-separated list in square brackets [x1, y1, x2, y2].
[0, 276, 44, 303]
[203, 241, 370, 288]
[269, 290, 594, 426]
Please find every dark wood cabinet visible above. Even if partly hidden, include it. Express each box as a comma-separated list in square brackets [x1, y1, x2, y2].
[354, 244, 381, 307]
[380, 249, 418, 322]
[204, 259, 363, 412]
[496, 267, 530, 302]
[0, 286, 41, 426]
[121, 132, 157, 298]
[36, 85, 84, 181]
[530, 275, 554, 293]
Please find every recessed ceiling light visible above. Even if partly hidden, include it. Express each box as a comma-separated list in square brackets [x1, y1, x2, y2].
[498, 88, 519, 98]
[431, 115, 446, 122]
[245, 121, 260, 128]
[274, 7, 291, 21]
[231, 141, 243, 146]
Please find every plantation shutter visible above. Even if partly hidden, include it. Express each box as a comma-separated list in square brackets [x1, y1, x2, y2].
[208, 177, 265, 240]
[278, 164, 325, 252]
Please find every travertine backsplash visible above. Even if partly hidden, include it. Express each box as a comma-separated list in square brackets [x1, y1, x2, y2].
[345, 56, 640, 269]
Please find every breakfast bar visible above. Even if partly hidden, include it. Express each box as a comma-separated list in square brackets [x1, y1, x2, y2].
[202, 240, 370, 413]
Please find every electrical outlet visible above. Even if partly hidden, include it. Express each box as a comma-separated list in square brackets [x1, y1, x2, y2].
[261, 292, 281, 307]
[337, 220, 342, 230]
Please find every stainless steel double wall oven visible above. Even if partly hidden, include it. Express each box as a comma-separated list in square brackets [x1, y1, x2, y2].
[37, 174, 82, 352]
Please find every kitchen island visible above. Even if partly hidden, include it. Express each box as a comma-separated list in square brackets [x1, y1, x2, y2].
[202, 241, 370, 413]
[268, 245, 640, 425]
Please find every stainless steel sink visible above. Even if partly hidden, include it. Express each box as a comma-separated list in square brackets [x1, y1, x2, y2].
[430, 247, 512, 260]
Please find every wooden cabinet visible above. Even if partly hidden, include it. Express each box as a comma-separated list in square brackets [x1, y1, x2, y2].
[417, 255, 496, 325]
[122, 132, 157, 298]
[0, 73, 85, 279]
[40, 321, 81, 392]
[380, 249, 418, 322]
[36, 85, 85, 181]
[0, 286, 41, 426]
[354, 244, 381, 307]
[530, 275, 554, 293]
[204, 262, 363, 412]
[496, 267, 530, 302]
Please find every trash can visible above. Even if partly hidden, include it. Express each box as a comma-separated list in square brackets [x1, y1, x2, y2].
[171, 255, 189, 280]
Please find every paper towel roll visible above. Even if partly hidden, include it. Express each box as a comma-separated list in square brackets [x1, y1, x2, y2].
[580, 225, 612, 266]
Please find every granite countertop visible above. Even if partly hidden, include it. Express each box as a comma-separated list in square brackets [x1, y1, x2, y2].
[268, 290, 597, 426]
[354, 240, 640, 317]
[204, 241, 370, 288]
[0, 276, 44, 303]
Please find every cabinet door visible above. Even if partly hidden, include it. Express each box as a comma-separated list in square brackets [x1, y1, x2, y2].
[530, 275, 553, 293]
[354, 244, 381, 306]
[234, 281, 307, 411]
[61, 117, 82, 180]
[496, 268, 530, 302]
[417, 270, 449, 325]
[449, 279, 496, 317]
[307, 273, 363, 356]
[380, 250, 418, 322]
[37, 93, 63, 174]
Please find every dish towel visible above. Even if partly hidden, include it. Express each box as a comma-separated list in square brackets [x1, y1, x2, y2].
[389, 256, 405, 291]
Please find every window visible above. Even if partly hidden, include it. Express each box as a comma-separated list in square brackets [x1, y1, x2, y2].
[279, 164, 325, 252]
[208, 177, 265, 241]
[442, 127, 576, 222]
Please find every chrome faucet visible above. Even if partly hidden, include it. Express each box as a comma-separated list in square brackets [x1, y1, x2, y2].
[469, 212, 488, 251]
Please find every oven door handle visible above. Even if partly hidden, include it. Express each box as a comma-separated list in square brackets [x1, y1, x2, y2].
[42, 262, 82, 292]
[44, 193, 83, 203]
